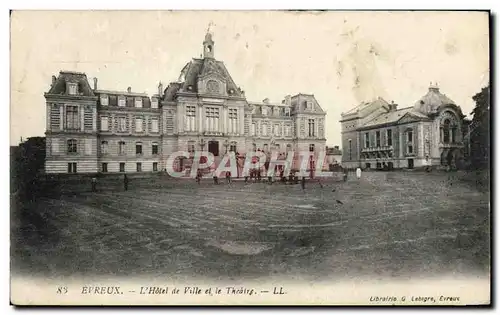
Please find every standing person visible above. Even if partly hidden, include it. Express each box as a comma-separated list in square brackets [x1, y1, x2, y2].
[124, 174, 128, 191]
[356, 167, 362, 180]
[257, 169, 262, 182]
[91, 176, 97, 192]
[196, 169, 202, 184]
[301, 176, 306, 190]
[213, 174, 219, 185]
[226, 171, 231, 184]
[343, 168, 348, 182]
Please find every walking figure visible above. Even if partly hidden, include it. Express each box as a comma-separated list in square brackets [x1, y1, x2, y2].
[257, 169, 262, 182]
[343, 168, 348, 182]
[123, 174, 128, 191]
[196, 169, 202, 184]
[356, 167, 362, 180]
[226, 171, 231, 184]
[213, 175, 219, 185]
[91, 176, 97, 192]
[301, 176, 306, 190]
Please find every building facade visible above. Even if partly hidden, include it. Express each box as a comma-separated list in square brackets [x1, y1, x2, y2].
[44, 32, 326, 174]
[340, 84, 466, 170]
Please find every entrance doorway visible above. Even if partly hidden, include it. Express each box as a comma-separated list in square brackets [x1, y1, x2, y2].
[208, 140, 219, 157]
[407, 158, 414, 169]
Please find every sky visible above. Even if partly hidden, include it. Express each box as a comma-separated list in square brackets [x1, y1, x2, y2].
[10, 10, 490, 147]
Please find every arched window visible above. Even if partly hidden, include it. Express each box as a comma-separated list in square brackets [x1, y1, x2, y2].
[443, 119, 451, 143]
[135, 141, 143, 155]
[67, 139, 77, 153]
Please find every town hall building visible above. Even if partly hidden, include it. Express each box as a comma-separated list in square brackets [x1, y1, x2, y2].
[44, 32, 326, 174]
[340, 83, 466, 170]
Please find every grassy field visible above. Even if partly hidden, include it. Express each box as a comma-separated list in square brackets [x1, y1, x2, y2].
[11, 171, 490, 281]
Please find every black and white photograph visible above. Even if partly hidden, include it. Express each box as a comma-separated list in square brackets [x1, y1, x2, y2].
[9, 10, 491, 305]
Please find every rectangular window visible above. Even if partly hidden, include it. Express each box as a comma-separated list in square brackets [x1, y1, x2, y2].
[187, 141, 195, 154]
[119, 141, 126, 155]
[229, 109, 238, 134]
[309, 144, 315, 152]
[119, 162, 125, 172]
[136, 163, 142, 172]
[376, 131, 381, 147]
[118, 97, 126, 107]
[408, 145, 413, 154]
[67, 83, 78, 95]
[135, 98, 143, 108]
[101, 163, 108, 173]
[387, 129, 393, 146]
[262, 124, 268, 136]
[185, 106, 196, 132]
[136, 142, 142, 155]
[153, 162, 158, 172]
[67, 162, 77, 173]
[274, 124, 280, 137]
[285, 125, 291, 137]
[50, 104, 60, 130]
[100, 141, 108, 155]
[407, 131, 413, 143]
[365, 133, 370, 148]
[100, 116, 109, 131]
[251, 123, 256, 136]
[100, 95, 108, 106]
[229, 143, 237, 152]
[66, 105, 79, 130]
[308, 119, 315, 137]
[151, 118, 159, 133]
[205, 107, 220, 132]
[135, 118, 143, 132]
[119, 117, 127, 132]
[151, 98, 159, 109]
[263, 144, 268, 152]
[67, 139, 78, 153]
[152, 143, 159, 155]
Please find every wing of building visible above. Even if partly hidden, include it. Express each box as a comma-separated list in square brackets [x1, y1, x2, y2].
[340, 83, 466, 170]
[44, 32, 327, 174]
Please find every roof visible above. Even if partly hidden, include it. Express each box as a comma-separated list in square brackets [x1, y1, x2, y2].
[175, 58, 242, 97]
[413, 87, 456, 114]
[361, 106, 428, 128]
[342, 97, 389, 116]
[95, 89, 148, 97]
[47, 71, 95, 97]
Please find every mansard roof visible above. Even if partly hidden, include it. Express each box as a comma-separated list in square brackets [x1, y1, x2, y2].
[46, 71, 95, 97]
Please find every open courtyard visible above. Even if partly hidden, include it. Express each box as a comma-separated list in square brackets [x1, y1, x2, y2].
[11, 171, 490, 281]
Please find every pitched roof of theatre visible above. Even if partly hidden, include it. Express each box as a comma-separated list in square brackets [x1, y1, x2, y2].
[361, 106, 429, 128]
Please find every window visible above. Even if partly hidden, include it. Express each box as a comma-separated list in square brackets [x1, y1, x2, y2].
[275, 144, 280, 150]
[100, 95, 108, 106]
[135, 98, 143, 108]
[262, 124, 268, 136]
[119, 117, 127, 132]
[67, 83, 78, 95]
[285, 108, 290, 116]
[286, 144, 292, 152]
[408, 145, 413, 154]
[252, 143, 257, 151]
[67, 162, 77, 173]
[135, 118, 143, 133]
[262, 106, 267, 116]
[407, 130, 413, 143]
[152, 142, 159, 155]
[274, 124, 280, 137]
[308, 119, 315, 137]
[186, 106, 196, 131]
[187, 141, 195, 154]
[151, 98, 159, 109]
[119, 162, 125, 172]
[100, 116, 109, 131]
[251, 123, 256, 136]
[118, 97, 126, 107]
[101, 141, 108, 155]
[407, 130, 413, 154]
[66, 105, 79, 130]
[309, 144, 315, 152]
[285, 125, 291, 137]
[136, 163, 142, 172]
[443, 119, 450, 143]
[348, 139, 352, 160]
[365, 132, 370, 148]
[229, 109, 238, 133]
[101, 163, 108, 173]
[67, 139, 77, 153]
[387, 129, 392, 146]
[151, 118, 159, 133]
[376, 131, 381, 147]
[136, 142, 143, 155]
[118, 141, 126, 155]
[153, 162, 158, 172]
[229, 142, 237, 152]
[205, 107, 220, 132]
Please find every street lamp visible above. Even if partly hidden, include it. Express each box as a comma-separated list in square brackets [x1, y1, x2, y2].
[224, 139, 229, 154]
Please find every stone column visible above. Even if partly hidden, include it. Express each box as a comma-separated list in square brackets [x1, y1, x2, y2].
[222, 107, 227, 133]
[239, 108, 244, 135]
[92, 107, 97, 132]
[399, 130, 404, 158]
[177, 103, 184, 133]
[46, 104, 51, 130]
[198, 104, 203, 133]
[80, 106, 85, 131]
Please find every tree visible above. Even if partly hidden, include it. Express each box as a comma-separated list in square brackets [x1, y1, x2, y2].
[469, 84, 490, 170]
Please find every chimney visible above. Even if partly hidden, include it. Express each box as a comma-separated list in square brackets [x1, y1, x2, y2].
[389, 100, 398, 111]
[93, 77, 98, 91]
[51, 75, 57, 87]
[158, 81, 163, 97]
[127, 87, 131, 93]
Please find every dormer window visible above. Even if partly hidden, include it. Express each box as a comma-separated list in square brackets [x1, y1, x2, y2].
[118, 96, 126, 107]
[67, 82, 78, 95]
[135, 98, 143, 108]
[262, 106, 267, 116]
[151, 98, 158, 109]
[100, 95, 109, 106]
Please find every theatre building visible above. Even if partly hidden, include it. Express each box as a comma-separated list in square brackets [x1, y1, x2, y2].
[44, 32, 326, 174]
[340, 84, 466, 170]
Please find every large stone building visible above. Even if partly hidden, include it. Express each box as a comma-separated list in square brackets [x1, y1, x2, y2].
[44, 32, 326, 174]
[340, 84, 466, 170]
